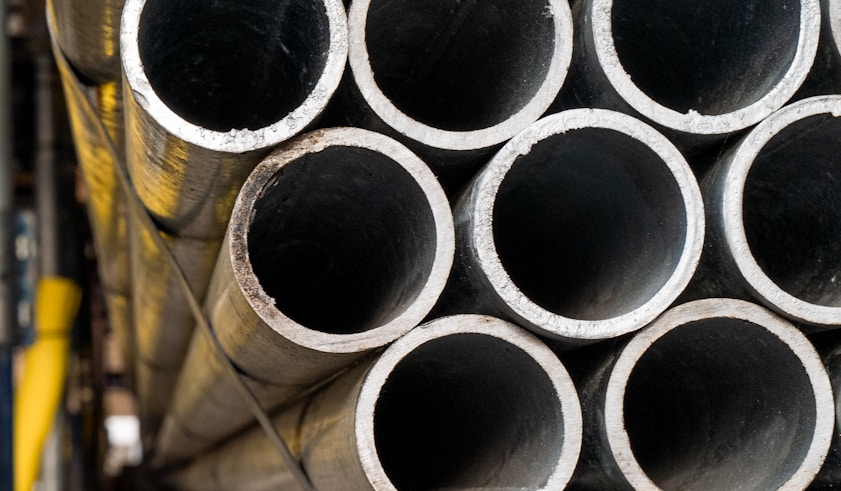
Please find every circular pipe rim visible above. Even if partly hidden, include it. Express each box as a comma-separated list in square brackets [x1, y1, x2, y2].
[590, 0, 821, 135]
[120, 0, 348, 153]
[603, 298, 834, 490]
[229, 127, 454, 353]
[354, 314, 583, 490]
[472, 108, 704, 340]
[722, 95, 841, 325]
[347, 0, 574, 151]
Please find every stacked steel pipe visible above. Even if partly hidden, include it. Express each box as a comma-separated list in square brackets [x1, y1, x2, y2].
[47, 0, 841, 489]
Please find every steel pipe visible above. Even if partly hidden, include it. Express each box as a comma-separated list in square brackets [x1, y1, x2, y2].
[568, 0, 819, 137]
[120, 0, 347, 433]
[829, 0, 841, 59]
[121, 0, 347, 239]
[152, 127, 454, 465]
[48, 19, 135, 378]
[342, 0, 573, 192]
[695, 95, 841, 327]
[433, 108, 703, 343]
[49, 0, 125, 83]
[571, 298, 833, 490]
[166, 315, 582, 491]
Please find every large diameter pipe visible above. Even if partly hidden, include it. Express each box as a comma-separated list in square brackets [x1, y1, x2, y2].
[694, 95, 841, 327]
[433, 108, 703, 343]
[571, 298, 833, 490]
[567, 0, 819, 138]
[152, 127, 454, 465]
[167, 315, 582, 491]
[342, 0, 573, 192]
[813, 336, 841, 487]
[120, 0, 347, 239]
[48, 0, 125, 83]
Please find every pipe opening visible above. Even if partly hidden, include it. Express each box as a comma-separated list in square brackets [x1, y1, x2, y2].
[609, 0, 800, 115]
[373, 333, 565, 490]
[364, 0, 557, 131]
[743, 114, 841, 307]
[493, 128, 687, 321]
[623, 318, 816, 490]
[138, 0, 330, 131]
[247, 147, 437, 335]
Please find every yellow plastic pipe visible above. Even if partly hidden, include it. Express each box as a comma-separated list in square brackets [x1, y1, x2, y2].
[14, 276, 82, 491]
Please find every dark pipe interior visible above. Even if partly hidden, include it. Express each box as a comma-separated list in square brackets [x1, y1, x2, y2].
[624, 318, 816, 490]
[139, 0, 330, 131]
[744, 113, 841, 307]
[374, 333, 565, 490]
[493, 127, 687, 321]
[365, 0, 557, 131]
[247, 146, 437, 334]
[611, 0, 801, 115]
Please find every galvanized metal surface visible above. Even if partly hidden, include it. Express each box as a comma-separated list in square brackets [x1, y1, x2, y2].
[562, 0, 820, 140]
[693, 95, 841, 326]
[432, 108, 704, 343]
[167, 315, 582, 491]
[49, 0, 125, 83]
[152, 127, 454, 465]
[571, 298, 834, 490]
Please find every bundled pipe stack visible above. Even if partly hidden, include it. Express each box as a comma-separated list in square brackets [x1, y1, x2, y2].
[45, 0, 841, 488]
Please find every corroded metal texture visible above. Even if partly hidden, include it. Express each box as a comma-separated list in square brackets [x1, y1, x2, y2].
[166, 315, 582, 491]
[571, 298, 834, 490]
[152, 127, 454, 465]
[568, 0, 820, 137]
[49, 0, 125, 83]
[694, 95, 841, 326]
[433, 108, 704, 343]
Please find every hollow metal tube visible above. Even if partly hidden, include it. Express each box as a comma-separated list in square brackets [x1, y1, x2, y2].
[120, 0, 347, 239]
[432, 108, 704, 343]
[570, 298, 834, 490]
[693, 95, 841, 327]
[166, 315, 582, 491]
[120, 0, 347, 433]
[152, 127, 454, 465]
[49, 0, 125, 83]
[48, 16, 135, 377]
[565, 0, 820, 138]
[340, 0, 573, 193]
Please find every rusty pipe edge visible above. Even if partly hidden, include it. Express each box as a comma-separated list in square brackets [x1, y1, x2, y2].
[49, 0, 125, 83]
[120, 0, 347, 239]
[152, 127, 454, 465]
[166, 315, 582, 491]
[696, 95, 841, 327]
[346, 0, 573, 153]
[579, 0, 819, 137]
[571, 299, 834, 490]
[434, 108, 703, 343]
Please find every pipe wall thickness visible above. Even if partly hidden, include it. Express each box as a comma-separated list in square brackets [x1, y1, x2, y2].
[340, 0, 573, 193]
[167, 315, 582, 491]
[694, 95, 841, 327]
[563, 0, 819, 141]
[571, 298, 833, 490]
[433, 108, 704, 343]
[152, 127, 454, 465]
